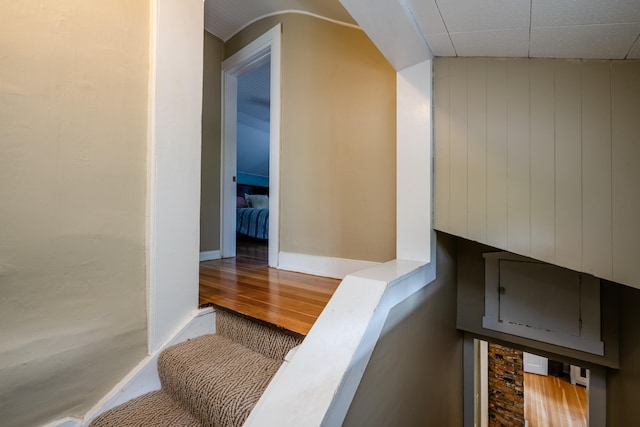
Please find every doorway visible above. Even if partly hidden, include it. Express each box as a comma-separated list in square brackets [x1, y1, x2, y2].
[522, 350, 589, 427]
[474, 339, 590, 427]
[235, 59, 270, 263]
[221, 25, 281, 267]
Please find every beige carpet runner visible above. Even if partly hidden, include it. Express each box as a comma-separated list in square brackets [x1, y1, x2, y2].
[90, 310, 302, 427]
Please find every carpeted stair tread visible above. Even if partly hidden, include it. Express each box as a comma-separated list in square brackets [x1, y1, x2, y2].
[89, 310, 303, 427]
[158, 334, 281, 427]
[89, 390, 201, 427]
[215, 309, 303, 360]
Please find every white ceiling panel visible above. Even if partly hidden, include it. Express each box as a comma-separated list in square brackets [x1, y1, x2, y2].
[425, 33, 457, 56]
[628, 36, 640, 58]
[532, 0, 640, 27]
[205, 0, 640, 63]
[450, 29, 530, 57]
[435, 0, 530, 32]
[405, 0, 447, 35]
[531, 23, 640, 59]
[238, 61, 271, 122]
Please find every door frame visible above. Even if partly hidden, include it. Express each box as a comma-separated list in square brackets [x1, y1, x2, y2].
[466, 336, 607, 426]
[220, 24, 281, 267]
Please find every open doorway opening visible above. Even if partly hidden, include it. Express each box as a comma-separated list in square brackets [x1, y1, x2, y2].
[220, 25, 281, 267]
[198, 24, 339, 336]
[235, 60, 271, 263]
[474, 339, 589, 427]
[522, 350, 589, 427]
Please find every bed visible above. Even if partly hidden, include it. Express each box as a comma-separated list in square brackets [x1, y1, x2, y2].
[236, 207, 269, 240]
[236, 184, 269, 240]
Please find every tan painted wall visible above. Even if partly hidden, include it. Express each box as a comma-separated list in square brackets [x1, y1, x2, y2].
[434, 58, 640, 289]
[0, 2, 149, 426]
[200, 32, 224, 252]
[225, 14, 397, 262]
[342, 234, 463, 426]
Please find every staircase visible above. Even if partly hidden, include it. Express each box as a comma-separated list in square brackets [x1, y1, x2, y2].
[90, 309, 302, 427]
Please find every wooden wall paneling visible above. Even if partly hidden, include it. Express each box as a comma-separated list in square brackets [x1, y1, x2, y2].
[466, 59, 488, 243]
[506, 59, 531, 256]
[529, 59, 556, 264]
[486, 60, 509, 249]
[434, 58, 451, 232]
[611, 61, 640, 288]
[581, 61, 613, 279]
[554, 60, 583, 272]
[449, 59, 469, 237]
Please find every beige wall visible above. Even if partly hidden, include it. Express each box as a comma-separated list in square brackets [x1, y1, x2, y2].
[342, 234, 463, 426]
[0, 2, 149, 426]
[434, 58, 640, 289]
[200, 32, 224, 252]
[225, 14, 397, 262]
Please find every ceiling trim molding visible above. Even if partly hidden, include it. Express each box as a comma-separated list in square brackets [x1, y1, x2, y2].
[220, 10, 362, 42]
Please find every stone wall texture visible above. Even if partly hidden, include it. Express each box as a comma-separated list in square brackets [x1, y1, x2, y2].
[488, 343, 525, 427]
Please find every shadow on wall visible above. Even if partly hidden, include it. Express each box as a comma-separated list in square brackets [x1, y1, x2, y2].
[607, 284, 640, 426]
[342, 234, 463, 426]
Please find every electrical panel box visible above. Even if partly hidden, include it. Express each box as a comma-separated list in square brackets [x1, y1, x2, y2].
[483, 252, 603, 355]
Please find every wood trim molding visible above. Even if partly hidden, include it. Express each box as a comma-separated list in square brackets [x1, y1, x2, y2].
[278, 252, 380, 279]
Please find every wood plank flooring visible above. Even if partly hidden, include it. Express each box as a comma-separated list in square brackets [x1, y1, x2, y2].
[525, 372, 587, 427]
[199, 239, 340, 336]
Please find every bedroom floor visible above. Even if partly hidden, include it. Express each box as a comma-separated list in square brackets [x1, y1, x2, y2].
[199, 238, 340, 336]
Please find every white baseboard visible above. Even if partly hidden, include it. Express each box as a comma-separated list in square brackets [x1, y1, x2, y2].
[199, 250, 221, 262]
[278, 252, 380, 279]
[41, 418, 81, 427]
[79, 307, 216, 426]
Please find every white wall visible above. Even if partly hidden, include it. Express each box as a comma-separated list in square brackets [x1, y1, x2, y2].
[147, 0, 204, 353]
[397, 61, 432, 262]
[434, 58, 640, 289]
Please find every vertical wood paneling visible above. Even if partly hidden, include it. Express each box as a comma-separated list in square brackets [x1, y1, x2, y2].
[506, 59, 531, 255]
[434, 59, 451, 232]
[611, 61, 640, 287]
[486, 60, 509, 249]
[582, 61, 612, 279]
[449, 60, 469, 237]
[554, 61, 583, 272]
[433, 57, 639, 289]
[467, 59, 487, 243]
[530, 59, 556, 264]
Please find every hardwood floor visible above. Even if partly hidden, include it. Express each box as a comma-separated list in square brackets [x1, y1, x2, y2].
[199, 238, 340, 336]
[525, 372, 587, 427]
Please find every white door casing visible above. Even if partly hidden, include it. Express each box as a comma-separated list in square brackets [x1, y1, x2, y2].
[221, 25, 281, 267]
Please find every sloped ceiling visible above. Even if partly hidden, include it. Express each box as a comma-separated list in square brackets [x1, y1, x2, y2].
[205, 0, 640, 70]
[204, 0, 355, 41]
[238, 60, 271, 124]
